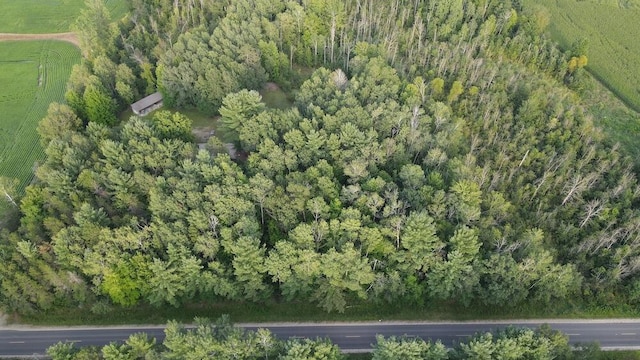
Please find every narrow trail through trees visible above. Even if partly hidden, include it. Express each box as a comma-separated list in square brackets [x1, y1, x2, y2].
[0, 32, 79, 47]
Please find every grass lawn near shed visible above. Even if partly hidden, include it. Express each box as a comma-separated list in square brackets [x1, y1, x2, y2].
[173, 83, 293, 144]
[0, 0, 128, 33]
[0, 40, 80, 219]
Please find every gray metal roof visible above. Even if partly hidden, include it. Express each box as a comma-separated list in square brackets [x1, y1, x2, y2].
[131, 92, 163, 113]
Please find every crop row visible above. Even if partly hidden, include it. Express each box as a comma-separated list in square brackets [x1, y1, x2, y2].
[0, 41, 80, 201]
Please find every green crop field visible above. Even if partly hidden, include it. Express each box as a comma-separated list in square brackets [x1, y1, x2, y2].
[0, 0, 128, 33]
[0, 41, 80, 218]
[523, 0, 640, 112]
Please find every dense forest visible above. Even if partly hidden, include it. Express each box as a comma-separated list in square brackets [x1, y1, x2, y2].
[1, 0, 640, 317]
[46, 317, 604, 360]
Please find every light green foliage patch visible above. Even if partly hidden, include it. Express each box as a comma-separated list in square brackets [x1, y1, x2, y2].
[0, 0, 127, 33]
[0, 41, 80, 216]
[523, 0, 640, 112]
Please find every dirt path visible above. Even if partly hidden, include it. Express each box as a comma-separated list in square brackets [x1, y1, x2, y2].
[0, 32, 79, 47]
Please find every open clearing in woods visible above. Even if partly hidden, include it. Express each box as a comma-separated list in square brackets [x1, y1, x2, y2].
[0, 41, 80, 217]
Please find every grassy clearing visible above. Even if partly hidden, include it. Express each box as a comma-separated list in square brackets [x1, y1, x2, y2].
[0, 0, 128, 33]
[0, 40, 80, 218]
[260, 83, 294, 110]
[118, 106, 219, 144]
[178, 108, 218, 128]
[260, 89, 293, 109]
[160, 85, 293, 144]
[523, 0, 640, 112]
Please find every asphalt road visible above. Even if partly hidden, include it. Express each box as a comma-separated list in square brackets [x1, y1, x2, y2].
[1, 320, 640, 357]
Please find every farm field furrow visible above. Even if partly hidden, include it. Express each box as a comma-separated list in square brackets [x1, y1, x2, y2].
[0, 40, 80, 216]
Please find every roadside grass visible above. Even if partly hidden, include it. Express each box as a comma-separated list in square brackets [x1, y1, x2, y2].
[336, 351, 639, 359]
[13, 301, 640, 358]
[0, 0, 127, 33]
[352, 351, 640, 359]
[0, 41, 80, 222]
[346, 354, 372, 359]
[598, 351, 640, 360]
[16, 297, 640, 326]
[522, 0, 640, 112]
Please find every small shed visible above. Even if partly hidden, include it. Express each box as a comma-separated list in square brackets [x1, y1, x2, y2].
[131, 92, 163, 116]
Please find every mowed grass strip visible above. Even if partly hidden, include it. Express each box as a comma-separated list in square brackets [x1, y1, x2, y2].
[0, 0, 128, 33]
[0, 41, 80, 216]
[524, 0, 640, 112]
